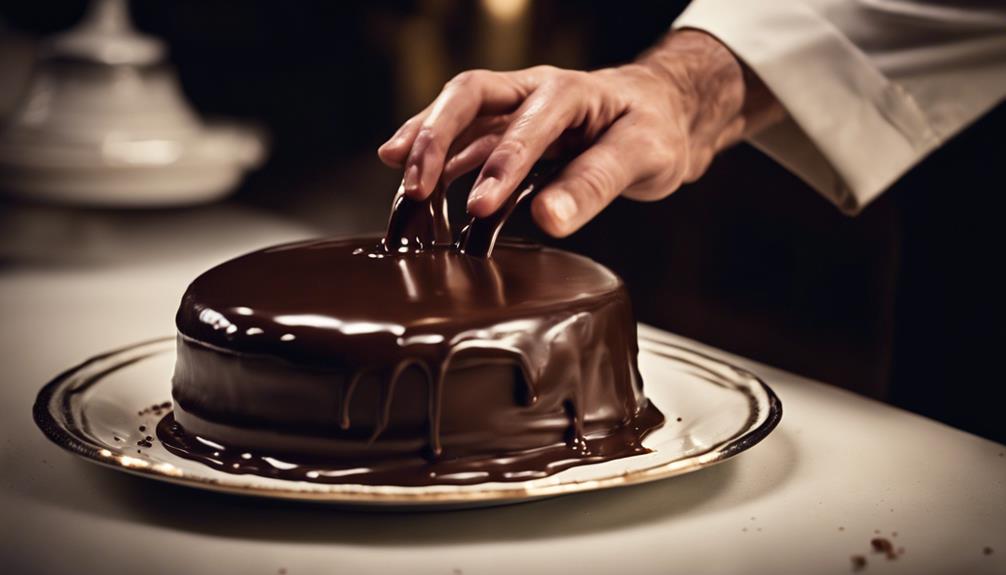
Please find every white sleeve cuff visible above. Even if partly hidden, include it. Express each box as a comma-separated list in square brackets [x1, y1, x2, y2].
[673, 0, 941, 214]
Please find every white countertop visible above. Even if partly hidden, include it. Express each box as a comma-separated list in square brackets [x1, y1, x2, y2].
[1, 204, 1003, 575]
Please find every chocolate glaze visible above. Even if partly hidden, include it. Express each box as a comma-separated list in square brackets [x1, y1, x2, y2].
[158, 405, 663, 486]
[163, 170, 664, 486]
[381, 181, 452, 254]
[457, 161, 562, 257]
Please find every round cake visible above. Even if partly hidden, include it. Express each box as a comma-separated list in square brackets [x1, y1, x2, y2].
[166, 236, 664, 485]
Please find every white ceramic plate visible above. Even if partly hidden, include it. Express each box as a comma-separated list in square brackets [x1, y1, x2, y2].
[33, 327, 781, 509]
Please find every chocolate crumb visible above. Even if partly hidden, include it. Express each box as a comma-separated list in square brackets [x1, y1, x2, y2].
[891, 531, 897, 537]
[113, 436, 121, 442]
[139, 425, 146, 432]
[676, 417, 683, 422]
[850, 555, 867, 572]
[838, 526, 845, 531]
[984, 547, 994, 555]
[145, 436, 153, 441]
[871, 538, 897, 560]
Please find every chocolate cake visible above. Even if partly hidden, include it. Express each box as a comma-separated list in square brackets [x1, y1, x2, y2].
[164, 177, 664, 485]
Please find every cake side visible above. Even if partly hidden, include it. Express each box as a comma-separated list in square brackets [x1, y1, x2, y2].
[172, 290, 651, 458]
[165, 237, 664, 484]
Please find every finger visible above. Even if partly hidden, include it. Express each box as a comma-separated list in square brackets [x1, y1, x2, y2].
[466, 82, 582, 218]
[401, 70, 530, 200]
[443, 133, 502, 185]
[439, 114, 510, 183]
[445, 114, 510, 155]
[530, 123, 640, 237]
[379, 67, 551, 169]
[384, 112, 508, 171]
[378, 104, 433, 168]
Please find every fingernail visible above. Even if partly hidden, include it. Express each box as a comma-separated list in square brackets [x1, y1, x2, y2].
[547, 191, 577, 222]
[403, 164, 420, 193]
[467, 177, 498, 211]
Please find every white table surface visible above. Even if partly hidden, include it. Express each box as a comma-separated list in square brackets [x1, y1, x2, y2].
[1, 204, 1003, 575]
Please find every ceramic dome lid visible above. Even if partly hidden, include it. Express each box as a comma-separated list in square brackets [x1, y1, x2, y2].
[46, 0, 165, 66]
[0, 0, 267, 207]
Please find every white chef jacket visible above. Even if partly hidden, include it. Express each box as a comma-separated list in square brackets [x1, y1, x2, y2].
[673, 0, 1006, 214]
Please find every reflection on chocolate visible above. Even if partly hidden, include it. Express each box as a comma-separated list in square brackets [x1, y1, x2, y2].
[456, 161, 563, 258]
[381, 180, 453, 254]
[162, 173, 664, 486]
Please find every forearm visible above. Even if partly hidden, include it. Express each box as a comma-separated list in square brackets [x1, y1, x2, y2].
[671, 0, 1006, 213]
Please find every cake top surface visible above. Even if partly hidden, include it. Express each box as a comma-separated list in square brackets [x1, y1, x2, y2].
[176, 237, 624, 362]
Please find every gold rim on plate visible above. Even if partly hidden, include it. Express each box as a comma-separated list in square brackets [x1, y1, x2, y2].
[33, 332, 782, 506]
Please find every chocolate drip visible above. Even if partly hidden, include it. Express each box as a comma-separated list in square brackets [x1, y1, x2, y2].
[169, 238, 663, 484]
[456, 161, 563, 258]
[380, 179, 452, 253]
[339, 371, 362, 430]
[158, 402, 665, 486]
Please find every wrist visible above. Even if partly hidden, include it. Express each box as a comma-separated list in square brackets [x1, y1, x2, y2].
[636, 29, 747, 153]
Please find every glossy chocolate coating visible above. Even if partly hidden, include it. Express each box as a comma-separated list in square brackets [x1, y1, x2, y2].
[165, 171, 663, 485]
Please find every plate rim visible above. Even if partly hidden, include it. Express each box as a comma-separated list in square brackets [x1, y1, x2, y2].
[33, 333, 782, 505]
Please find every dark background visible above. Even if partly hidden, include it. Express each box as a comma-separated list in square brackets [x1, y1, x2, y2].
[1, 1, 1003, 442]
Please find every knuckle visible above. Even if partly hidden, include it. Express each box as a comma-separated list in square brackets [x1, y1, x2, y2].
[542, 69, 585, 92]
[635, 130, 669, 157]
[641, 147, 675, 182]
[412, 128, 435, 150]
[565, 70, 591, 86]
[447, 69, 489, 89]
[447, 70, 474, 88]
[487, 139, 528, 170]
[530, 64, 560, 76]
[475, 133, 503, 155]
[399, 116, 420, 132]
[644, 171, 678, 198]
[412, 128, 445, 157]
[573, 163, 616, 205]
[658, 160, 686, 192]
[632, 133, 684, 190]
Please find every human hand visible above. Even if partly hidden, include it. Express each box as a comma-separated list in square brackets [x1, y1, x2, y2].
[378, 30, 779, 237]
